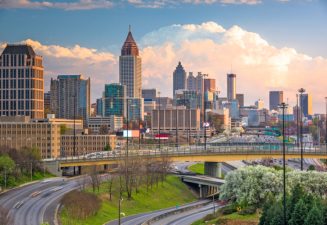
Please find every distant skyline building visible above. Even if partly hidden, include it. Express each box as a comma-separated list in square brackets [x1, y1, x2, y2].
[142, 88, 157, 100]
[300, 93, 313, 117]
[0, 44, 44, 118]
[187, 72, 196, 91]
[236, 93, 244, 107]
[50, 74, 90, 126]
[269, 91, 283, 111]
[96, 98, 103, 116]
[204, 78, 216, 92]
[119, 28, 142, 98]
[44, 91, 51, 116]
[227, 73, 236, 101]
[103, 83, 126, 117]
[255, 99, 264, 109]
[173, 62, 186, 97]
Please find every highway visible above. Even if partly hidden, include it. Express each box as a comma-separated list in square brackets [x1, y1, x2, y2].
[0, 177, 80, 225]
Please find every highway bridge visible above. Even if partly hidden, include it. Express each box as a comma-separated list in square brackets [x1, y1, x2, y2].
[45, 143, 327, 175]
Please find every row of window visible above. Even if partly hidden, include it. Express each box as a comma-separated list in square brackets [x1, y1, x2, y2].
[0, 100, 43, 110]
[0, 69, 43, 79]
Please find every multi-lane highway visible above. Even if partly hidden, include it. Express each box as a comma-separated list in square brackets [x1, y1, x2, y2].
[0, 177, 80, 225]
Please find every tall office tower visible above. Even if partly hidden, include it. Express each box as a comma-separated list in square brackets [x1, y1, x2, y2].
[173, 62, 186, 97]
[50, 75, 90, 126]
[44, 91, 51, 116]
[119, 28, 142, 98]
[103, 83, 126, 117]
[196, 72, 204, 95]
[255, 99, 264, 110]
[96, 98, 103, 116]
[269, 91, 283, 111]
[300, 93, 313, 117]
[142, 88, 157, 100]
[227, 73, 236, 101]
[187, 72, 196, 91]
[204, 78, 216, 92]
[0, 44, 44, 118]
[236, 93, 244, 107]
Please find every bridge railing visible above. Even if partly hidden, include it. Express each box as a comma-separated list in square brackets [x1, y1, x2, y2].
[57, 143, 327, 163]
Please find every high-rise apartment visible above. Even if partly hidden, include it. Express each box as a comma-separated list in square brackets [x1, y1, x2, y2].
[269, 91, 283, 111]
[227, 73, 236, 101]
[119, 28, 142, 98]
[50, 75, 90, 126]
[0, 44, 44, 118]
[204, 78, 216, 92]
[300, 93, 313, 117]
[173, 62, 186, 97]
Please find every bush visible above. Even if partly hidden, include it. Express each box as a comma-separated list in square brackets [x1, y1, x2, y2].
[202, 213, 216, 221]
[238, 206, 257, 215]
[220, 205, 237, 215]
[61, 190, 101, 219]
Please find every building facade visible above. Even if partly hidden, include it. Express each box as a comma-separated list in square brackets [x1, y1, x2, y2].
[0, 44, 44, 118]
[300, 93, 313, 117]
[88, 115, 123, 134]
[173, 62, 186, 97]
[103, 83, 126, 117]
[119, 29, 142, 98]
[236, 93, 244, 107]
[50, 74, 90, 127]
[227, 73, 236, 101]
[204, 78, 216, 92]
[142, 88, 157, 100]
[269, 91, 283, 111]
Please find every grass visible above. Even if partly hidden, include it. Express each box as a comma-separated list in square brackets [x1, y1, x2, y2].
[188, 163, 204, 174]
[191, 212, 260, 225]
[60, 175, 197, 225]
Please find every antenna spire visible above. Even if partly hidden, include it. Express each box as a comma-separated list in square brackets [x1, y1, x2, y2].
[129, 24, 131, 32]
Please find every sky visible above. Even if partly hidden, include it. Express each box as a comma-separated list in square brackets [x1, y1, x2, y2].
[0, 0, 327, 113]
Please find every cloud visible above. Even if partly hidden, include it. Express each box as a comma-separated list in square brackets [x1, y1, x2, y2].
[139, 22, 327, 113]
[1, 21, 326, 113]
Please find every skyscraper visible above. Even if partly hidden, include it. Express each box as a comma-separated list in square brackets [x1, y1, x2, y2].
[227, 73, 236, 101]
[119, 27, 142, 98]
[204, 78, 216, 92]
[269, 91, 283, 111]
[300, 93, 313, 117]
[0, 44, 44, 118]
[187, 72, 196, 91]
[103, 83, 126, 117]
[173, 62, 186, 97]
[236, 93, 244, 107]
[50, 75, 90, 126]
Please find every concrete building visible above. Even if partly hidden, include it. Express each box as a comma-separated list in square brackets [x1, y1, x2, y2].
[127, 97, 144, 121]
[119, 28, 142, 98]
[96, 98, 103, 116]
[151, 108, 200, 132]
[155, 97, 173, 110]
[144, 99, 156, 114]
[227, 73, 236, 101]
[103, 83, 126, 117]
[175, 90, 201, 110]
[0, 44, 44, 118]
[269, 91, 283, 111]
[60, 134, 116, 157]
[173, 62, 187, 97]
[142, 88, 156, 100]
[255, 99, 264, 109]
[236, 93, 244, 107]
[204, 78, 216, 92]
[0, 115, 82, 159]
[44, 91, 51, 117]
[187, 72, 196, 91]
[300, 93, 313, 117]
[88, 116, 123, 134]
[50, 74, 90, 127]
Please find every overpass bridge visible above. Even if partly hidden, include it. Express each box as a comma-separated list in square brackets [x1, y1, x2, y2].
[45, 143, 327, 176]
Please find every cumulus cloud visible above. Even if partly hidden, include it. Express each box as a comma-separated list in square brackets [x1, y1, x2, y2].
[1, 21, 326, 112]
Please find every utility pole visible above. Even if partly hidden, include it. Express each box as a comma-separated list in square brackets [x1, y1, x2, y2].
[298, 88, 305, 171]
[279, 102, 288, 225]
[30, 162, 33, 182]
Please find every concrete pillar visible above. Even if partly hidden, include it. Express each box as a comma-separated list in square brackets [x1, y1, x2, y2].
[199, 184, 202, 198]
[78, 166, 82, 175]
[204, 162, 222, 178]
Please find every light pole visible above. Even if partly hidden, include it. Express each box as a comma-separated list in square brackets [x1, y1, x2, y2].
[175, 99, 178, 149]
[298, 88, 305, 171]
[73, 93, 77, 175]
[325, 97, 327, 146]
[139, 88, 141, 150]
[158, 91, 161, 151]
[279, 102, 288, 225]
[296, 94, 299, 147]
[204, 103, 207, 151]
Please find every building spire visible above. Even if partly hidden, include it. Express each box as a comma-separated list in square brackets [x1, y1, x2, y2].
[121, 27, 139, 56]
[129, 24, 131, 32]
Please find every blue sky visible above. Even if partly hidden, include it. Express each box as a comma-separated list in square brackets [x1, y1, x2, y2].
[0, 0, 327, 112]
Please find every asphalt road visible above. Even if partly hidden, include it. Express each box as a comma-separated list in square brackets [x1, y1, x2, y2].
[0, 177, 80, 225]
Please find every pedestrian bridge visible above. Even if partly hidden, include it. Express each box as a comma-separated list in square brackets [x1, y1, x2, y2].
[56, 143, 327, 168]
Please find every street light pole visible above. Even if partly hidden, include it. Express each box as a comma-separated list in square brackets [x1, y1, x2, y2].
[204, 104, 207, 151]
[279, 102, 287, 225]
[298, 88, 305, 171]
[175, 100, 178, 149]
[296, 94, 299, 147]
[158, 91, 161, 151]
[73, 93, 76, 175]
[139, 88, 141, 150]
[325, 97, 327, 146]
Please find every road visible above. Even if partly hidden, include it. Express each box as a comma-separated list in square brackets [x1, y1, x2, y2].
[0, 177, 81, 225]
[106, 200, 210, 225]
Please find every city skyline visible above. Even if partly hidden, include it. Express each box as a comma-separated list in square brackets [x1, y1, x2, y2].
[0, 1, 326, 113]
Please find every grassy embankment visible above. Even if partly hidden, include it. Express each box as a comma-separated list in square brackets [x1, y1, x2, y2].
[60, 175, 197, 225]
[188, 163, 204, 174]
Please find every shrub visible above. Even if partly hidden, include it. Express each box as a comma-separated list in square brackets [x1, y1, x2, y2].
[238, 206, 257, 215]
[220, 205, 237, 215]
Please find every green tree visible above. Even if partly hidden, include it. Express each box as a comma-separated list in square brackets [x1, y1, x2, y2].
[104, 144, 111, 151]
[0, 155, 16, 188]
[288, 184, 304, 216]
[289, 199, 308, 225]
[304, 205, 324, 225]
[270, 202, 284, 225]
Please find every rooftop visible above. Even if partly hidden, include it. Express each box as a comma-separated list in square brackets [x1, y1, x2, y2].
[121, 27, 139, 56]
[1, 44, 36, 56]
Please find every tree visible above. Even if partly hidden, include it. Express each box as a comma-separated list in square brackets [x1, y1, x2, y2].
[104, 144, 111, 151]
[289, 199, 308, 225]
[0, 155, 15, 188]
[304, 205, 324, 225]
